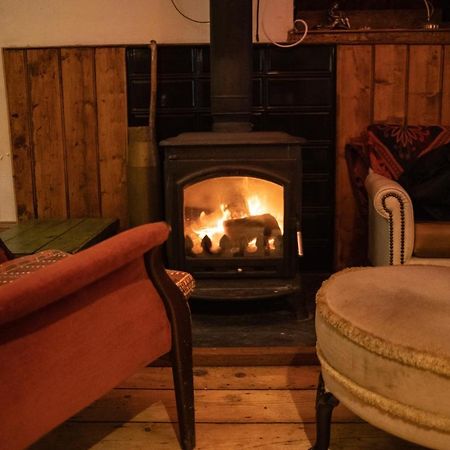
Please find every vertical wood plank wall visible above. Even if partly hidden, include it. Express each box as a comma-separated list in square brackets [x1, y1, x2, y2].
[335, 43, 450, 270]
[3, 47, 128, 228]
[4, 44, 450, 268]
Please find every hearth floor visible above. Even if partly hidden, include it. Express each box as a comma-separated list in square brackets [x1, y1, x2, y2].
[191, 273, 326, 347]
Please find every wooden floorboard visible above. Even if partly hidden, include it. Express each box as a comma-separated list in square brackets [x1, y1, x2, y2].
[31, 366, 426, 450]
[151, 346, 319, 367]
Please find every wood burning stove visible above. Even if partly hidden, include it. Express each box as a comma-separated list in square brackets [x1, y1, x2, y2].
[161, 131, 303, 300]
[160, 0, 304, 300]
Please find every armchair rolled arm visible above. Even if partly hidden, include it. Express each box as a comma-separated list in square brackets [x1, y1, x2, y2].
[364, 170, 415, 266]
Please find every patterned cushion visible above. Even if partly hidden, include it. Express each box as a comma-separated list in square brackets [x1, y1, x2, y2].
[0, 250, 70, 285]
[0, 249, 195, 300]
[346, 124, 450, 217]
[367, 124, 450, 180]
[166, 269, 196, 300]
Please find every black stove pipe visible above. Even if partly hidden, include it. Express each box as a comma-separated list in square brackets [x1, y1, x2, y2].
[210, 0, 253, 132]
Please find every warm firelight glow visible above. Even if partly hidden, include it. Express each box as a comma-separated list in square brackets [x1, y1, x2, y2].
[247, 237, 258, 253]
[191, 205, 230, 254]
[184, 177, 284, 257]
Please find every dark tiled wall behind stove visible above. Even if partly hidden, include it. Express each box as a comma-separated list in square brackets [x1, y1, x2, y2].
[126, 44, 336, 272]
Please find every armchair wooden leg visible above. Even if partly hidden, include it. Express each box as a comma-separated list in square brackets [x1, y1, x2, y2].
[145, 248, 196, 449]
[171, 336, 195, 450]
[310, 373, 339, 450]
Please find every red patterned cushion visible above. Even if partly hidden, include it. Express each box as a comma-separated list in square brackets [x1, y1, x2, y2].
[0, 250, 70, 285]
[367, 124, 450, 180]
[166, 269, 196, 300]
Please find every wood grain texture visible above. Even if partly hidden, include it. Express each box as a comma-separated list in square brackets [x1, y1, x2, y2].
[373, 45, 408, 124]
[95, 47, 128, 228]
[119, 366, 320, 390]
[3, 49, 35, 220]
[407, 45, 443, 125]
[335, 45, 373, 270]
[441, 45, 450, 126]
[28, 49, 67, 219]
[61, 48, 100, 218]
[31, 422, 425, 450]
[32, 366, 425, 450]
[299, 29, 450, 46]
[335, 43, 450, 269]
[73, 388, 355, 424]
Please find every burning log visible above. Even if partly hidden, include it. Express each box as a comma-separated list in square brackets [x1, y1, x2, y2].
[224, 214, 281, 238]
[223, 213, 281, 255]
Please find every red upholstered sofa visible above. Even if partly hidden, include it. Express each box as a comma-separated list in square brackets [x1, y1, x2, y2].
[0, 222, 195, 450]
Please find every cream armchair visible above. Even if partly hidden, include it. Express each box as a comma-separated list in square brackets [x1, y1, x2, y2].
[365, 170, 450, 267]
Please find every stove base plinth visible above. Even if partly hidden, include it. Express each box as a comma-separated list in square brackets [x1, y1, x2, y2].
[191, 275, 301, 301]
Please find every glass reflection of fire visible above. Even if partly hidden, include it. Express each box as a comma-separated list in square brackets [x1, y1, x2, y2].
[184, 177, 284, 257]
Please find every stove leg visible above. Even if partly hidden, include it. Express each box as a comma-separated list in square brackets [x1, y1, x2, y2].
[286, 291, 311, 321]
[309, 373, 339, 450]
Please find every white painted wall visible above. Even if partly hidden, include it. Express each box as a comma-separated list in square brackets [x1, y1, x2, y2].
[0, 0, 293, 221]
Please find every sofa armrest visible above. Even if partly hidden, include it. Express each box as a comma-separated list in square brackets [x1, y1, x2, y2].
[0, 222, 170, 326]
[364, 170, 415, 266]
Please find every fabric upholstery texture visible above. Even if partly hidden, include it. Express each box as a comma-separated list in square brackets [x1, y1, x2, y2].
[367, 124, 450, 180]
[316, 265, 450, 450]
[166, 269, 196, 300]
[0, 250, 70, 285]
[365, 170, 415, 265]
[0, 222, 176, 450]
[346, 124, 450, 216]
[0, 250, 195, 299]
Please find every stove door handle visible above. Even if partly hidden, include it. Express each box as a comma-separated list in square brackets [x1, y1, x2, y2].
[297, 230, 303, 257]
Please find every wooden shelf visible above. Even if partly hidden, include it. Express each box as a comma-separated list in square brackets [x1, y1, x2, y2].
[289, 28, 450, 44]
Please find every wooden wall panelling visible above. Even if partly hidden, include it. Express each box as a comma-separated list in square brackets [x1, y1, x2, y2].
[335, 45, 373, 270]
[61, 48, 101, 218]
[28, 49, 67, 219]
[95, 48, 128, 228]
[407, 45, 443, 125]
[441, 45, 450, 126]
[3, 49, 36, 220]
[373, 45, 408, 124]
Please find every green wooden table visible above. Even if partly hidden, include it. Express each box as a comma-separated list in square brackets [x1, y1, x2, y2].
[0, 218, 119, 257]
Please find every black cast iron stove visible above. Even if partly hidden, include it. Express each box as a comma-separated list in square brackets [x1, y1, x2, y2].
[160, 0, 304, 300]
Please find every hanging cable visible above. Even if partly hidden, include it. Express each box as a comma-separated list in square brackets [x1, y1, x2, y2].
[170, 0, 209, 24]
[261, 0, 308, 48]
[256, 0, 260, 42]
[423, 0, 434, 22]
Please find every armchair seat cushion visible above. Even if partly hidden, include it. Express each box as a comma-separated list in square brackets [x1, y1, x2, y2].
[414, 222, 450, 258]
[316, 265, 450, 449]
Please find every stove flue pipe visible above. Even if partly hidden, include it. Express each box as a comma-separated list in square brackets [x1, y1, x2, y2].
[210, 0, 253, 132]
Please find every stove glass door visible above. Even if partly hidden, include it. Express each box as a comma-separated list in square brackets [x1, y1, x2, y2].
[184, 176, 284, 259]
